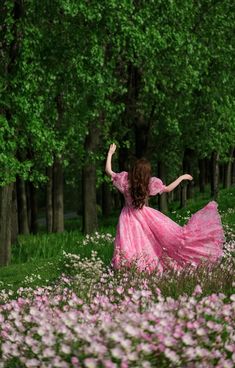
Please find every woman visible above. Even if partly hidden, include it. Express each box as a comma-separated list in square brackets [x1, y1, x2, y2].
[105, 143, 225, 273]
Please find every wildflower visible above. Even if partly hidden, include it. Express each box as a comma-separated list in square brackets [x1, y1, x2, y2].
[165, 348, 180, 363]
[182, 333, 195, 346]
[192, 284, 203, 296]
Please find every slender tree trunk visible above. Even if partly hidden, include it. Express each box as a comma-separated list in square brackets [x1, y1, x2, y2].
[210, 151, 219, 200]
[26, 182, 31, 231]
[183, 148, 194, 199]
[198, 158, 206, 193]
[168, 190, 174, 204]
[135, 114, 151, 158]
[118, 134, 130, 172]
[206, 158, 211, 185]
[28, 182, 38, 234]
[102, 182, 112, 217]
[11, 183, 18, 244]
[113, 191, 121, 210]
[16, 177, 29, 234]
[232, 150, 235, 185]
[136, 105, 156, 159]
[180, 150, 188, 208]
[82, 164, 98, 234]
[52, 158, 64, 233]
[158, 161, 168, 213]
[82, 124, 100, 234]
[46, 166, 53, 233]
[180, 184, 187, 209]
[50, 94, 64, 233]
[46, 162, 64, 234]
[174, 185, 181, 202]
[187, 179, 194, 199]
[0, 184, 13, 266]
[223, 148, 234, 189]
[124, 63, 152, 159]
[131, 66, 153, 159]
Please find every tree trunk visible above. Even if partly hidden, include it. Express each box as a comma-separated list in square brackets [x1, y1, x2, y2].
[206, 158, 211, 185]
[183, 148, 194, 199]
[82, 164, 98, 234]
[210, 151, 219, 200]
[11, 183, 18, 244]
[118, 135, 130, 172]
[52, 158, 64, 233]
[46, 166, 53, 233]
[135, 107, 155, 159]
[0, 184, 13, 266]
[50, 94, 64, 233]
[223, 148, 234, 189]
[232, 150, 235, 185]
[168, 190, 174, 204]
[157, 161, 168, 213]
[198, 158, 206, 193]
[180, 150, 189, 208]
[46, 161, 64, 234]
[135, 113, 151, 159]
[174, 185, 180, 202]
[16, 177, 29, 234]
[28, 182, 38, 234]
[113, 191, 121, 210]
[26, 182, 31, 231]
[102, 182, 112, 217]
[187, 179, 194, 199]
[124, 63, 152, 159]
[82, 124, 100, 234]
[135, 122, 148, 158]
[180, 184, 187, 209]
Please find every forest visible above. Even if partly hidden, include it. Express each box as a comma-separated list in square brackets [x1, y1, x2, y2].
[0, 1, 235, 367]
[0, 0, 234, 267]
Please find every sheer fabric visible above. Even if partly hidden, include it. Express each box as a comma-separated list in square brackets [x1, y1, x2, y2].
[111, 171, 224, 273]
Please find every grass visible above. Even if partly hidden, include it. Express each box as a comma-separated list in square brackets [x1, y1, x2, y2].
[0, 258, 61, 292]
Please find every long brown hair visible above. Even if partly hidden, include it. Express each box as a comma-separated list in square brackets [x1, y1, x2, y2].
[129, 158, 151, 209]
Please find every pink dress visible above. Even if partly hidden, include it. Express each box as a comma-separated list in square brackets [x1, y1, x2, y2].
[111, 171, 225, 273]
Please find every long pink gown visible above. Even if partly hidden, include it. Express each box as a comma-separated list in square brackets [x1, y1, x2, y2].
[111, 171, 225, 273]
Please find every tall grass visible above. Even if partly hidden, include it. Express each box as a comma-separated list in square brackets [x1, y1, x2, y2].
[11, 231, 114, 266]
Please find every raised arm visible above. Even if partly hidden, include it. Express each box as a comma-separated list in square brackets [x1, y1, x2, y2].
[105, 143, 117, 177]
[165, 174, 193, 193]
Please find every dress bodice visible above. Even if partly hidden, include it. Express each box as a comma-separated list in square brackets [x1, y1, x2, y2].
[111, 171, 167, 208]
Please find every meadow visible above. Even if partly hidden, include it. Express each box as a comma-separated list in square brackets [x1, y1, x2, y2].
[0, 187, 234, 367]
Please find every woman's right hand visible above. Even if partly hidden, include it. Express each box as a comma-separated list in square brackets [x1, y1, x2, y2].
[182, 174, 193, 181]
[108, 143, 117, 155]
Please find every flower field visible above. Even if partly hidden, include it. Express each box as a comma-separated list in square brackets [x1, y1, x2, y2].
[0, 230, 234, 368]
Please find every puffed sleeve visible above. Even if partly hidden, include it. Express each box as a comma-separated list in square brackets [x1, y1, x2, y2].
[149, 177, 167, 195]
[111, 171, 129, 194]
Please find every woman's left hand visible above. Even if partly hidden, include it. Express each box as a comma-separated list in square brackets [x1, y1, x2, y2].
[109, 143, 117, 155]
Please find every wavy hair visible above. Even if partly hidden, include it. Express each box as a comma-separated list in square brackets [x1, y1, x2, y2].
[129, 158, 151, 209]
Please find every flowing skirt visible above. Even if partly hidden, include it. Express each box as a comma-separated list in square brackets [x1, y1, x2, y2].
[112, 201, 225, 273]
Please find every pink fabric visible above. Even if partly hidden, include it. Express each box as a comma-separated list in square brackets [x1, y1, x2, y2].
[111, 171, 225, 273]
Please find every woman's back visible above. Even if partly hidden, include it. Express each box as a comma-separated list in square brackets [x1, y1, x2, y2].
[111, 171, 167, 208]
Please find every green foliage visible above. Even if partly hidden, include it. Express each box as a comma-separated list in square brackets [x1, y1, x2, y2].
[0, 0, 234, 186]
